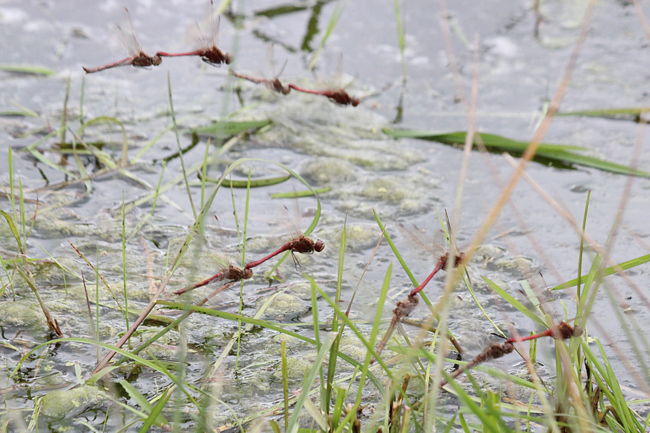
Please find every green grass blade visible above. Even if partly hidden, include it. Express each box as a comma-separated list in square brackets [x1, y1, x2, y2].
[150, 162, 166, 217]
[235, 171, 252, 371]
[0, 210, 23, 254]
[76, 116, 126, 164]
[309, 278, 324, 410]
[131, 117, 192, 163]
[331, 387, 345, 431]
[542, 149, 650, 178]
[11, 338, 182, 382]
[442, 413, 458, 433]
[156, 300, 383, 389]
[171, 157, 321, 273]
[383, 129, 586, 152]
[95, 253, 100, 359]
[334, 264, 393, 433]
[8, 147, 17, 238]
[121, 193, 130, 340]
[120, 135, 241, 215]
[554, 254, 650, 290]
[281, 340, 289, 432]
[19, 180, 26, 260]
[200, 173, 291, 188]
[20, 129, 58, 152]
[518, 279, 545, 318]
[71, 136, 92, 194]
[482, 276, 547, 327]
[193, 119, 272, 137]
[302, 397, 329, 431]
[577, 191, 591, 299]
[59, 76, 70, 146]
[582, 339, 640, 430]
[0, 64, 55, 75]
[324, 216, 347, 413]
[575, 246, 606, 332]
[312, 280, 392, 380]
[383, 128, 650, 177]
[286, 332, 337, 433]
[307, 0, 347, 70]
[372, 210, 417, 285]
[167, 73, 196, 219]
[557, 107, 650, 121]
[28, 148, 78, 178]
[200, 138, 210, 209]
[0, 251, 15, 297]
[269, 420, 282, 433]
[404, 346, 538, 393]
[0, 109, 37, 117]
[2, 100, 38, 118]
[119, 379, 155, 414]
[138, 388, 172, 432]
[271, 188, 331, 199]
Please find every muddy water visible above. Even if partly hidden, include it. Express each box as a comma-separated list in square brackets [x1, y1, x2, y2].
[1, 0, 650, 430]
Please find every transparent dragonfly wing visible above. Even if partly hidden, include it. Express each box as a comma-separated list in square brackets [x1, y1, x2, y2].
[266, 44, 288, 79]
[279, 201, 307, 241]
[204, 0, 220, 49]
[444, 209, 463, 255]
[396, 223, 448, 263]
[211, 15, 220, 49]
[334, 53, 356, 90]
[120, 8, 143, 56]
[187, 2, 219, 51]
[186, 21, 206, 50]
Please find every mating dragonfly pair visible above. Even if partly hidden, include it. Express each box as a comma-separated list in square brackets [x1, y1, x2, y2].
[83, 7, 360, 107]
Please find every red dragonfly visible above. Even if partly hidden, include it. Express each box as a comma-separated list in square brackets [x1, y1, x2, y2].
[244, 204, 324, 269]
[230, 59, 291, 95]
[173, 264, 252, 295]
[174, 215, 252, 295]
[397, 216, 468, 298]
[441, 321, 583, 387]
[288, 85, 360, 106]
[440, 341, 515, 387]
[504, 274, 583, 345]
[287, 55, 360, 106]
[156, 2, 230, 66]
[231, 70, 291, 94]
[369, 215, 468, 364]
[370, 292, 465, 364]
[245, 235, 324, 270]
[505, 321, 582, 344]
[371, 293, 420, 363]
[83, 8, 162, 74]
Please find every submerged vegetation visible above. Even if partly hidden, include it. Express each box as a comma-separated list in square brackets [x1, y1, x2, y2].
[1, 0, 650, 432]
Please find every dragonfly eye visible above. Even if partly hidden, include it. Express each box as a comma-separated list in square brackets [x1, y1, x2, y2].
[314, 240, 325, 252]
[572, 325, 583, 337]
[224, 53, 232, 64]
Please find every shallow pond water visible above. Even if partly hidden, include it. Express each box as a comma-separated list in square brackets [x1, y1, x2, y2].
[1, 0, 650, 430]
